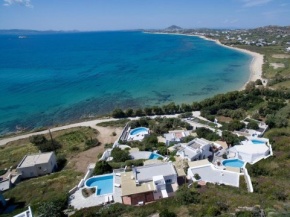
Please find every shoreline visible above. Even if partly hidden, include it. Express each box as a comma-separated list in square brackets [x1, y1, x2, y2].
[146, 32, 264, 90]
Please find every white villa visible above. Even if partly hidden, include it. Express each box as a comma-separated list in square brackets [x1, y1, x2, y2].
[235, 118, 268, 137]
[121, 162, 178, 205]
[164, 130, 191, 145]
[227, 137, 271, 164]
[17, 152, 57, 179]
[187, 159, 240, 187]
[175, 138, 213, 161]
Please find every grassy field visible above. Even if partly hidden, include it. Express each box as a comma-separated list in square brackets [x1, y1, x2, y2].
[0, 127, 100, 215]
[3, 169, 82, 216]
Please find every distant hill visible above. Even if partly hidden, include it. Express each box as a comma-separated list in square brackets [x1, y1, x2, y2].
[165, 25, 182, 31]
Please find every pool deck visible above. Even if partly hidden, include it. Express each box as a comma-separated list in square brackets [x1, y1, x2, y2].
[69, 174, 123, 210]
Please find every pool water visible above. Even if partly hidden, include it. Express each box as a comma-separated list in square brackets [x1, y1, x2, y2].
[85, 174, 113, 195]
[149, 153, 163, 159]
[251, 140, 265, 145]
[222, 159, 245, 168]
[130, 127, 148, 135]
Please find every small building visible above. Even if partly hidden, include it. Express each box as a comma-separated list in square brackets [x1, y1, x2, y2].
[16, 152, 57, 179]
[164, 130, 191, 145]
[176, 138, 213, 161]
[120, 162, 178, 205]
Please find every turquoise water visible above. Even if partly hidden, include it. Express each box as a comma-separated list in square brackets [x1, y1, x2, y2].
[0, 31, 252, 134]
[85, 174, 113, 195]
[149, 152, 164, 159]
[223, 159, 245, 168]
[130, 127, 148, 135]
[251, 140, 266, 145]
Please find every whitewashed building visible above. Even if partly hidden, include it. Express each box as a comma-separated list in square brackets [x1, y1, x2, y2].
[176, 138, 213, 161]
[17, 152, 57, 179]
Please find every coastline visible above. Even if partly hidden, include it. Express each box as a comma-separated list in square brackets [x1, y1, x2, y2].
[146, 32, 264, 90]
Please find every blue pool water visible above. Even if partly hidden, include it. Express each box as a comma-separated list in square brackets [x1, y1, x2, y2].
[251, 140, 265, 145]
[130, 127, 148, 135]
[85, 174, 113, 195]
[149, 153, 164, 159]
[222, 159, 245, 168]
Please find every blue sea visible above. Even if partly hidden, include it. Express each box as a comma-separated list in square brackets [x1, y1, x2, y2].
[0, 31, 251, 134]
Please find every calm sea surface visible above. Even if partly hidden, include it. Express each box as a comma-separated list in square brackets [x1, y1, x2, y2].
[0, 31, 252, 133]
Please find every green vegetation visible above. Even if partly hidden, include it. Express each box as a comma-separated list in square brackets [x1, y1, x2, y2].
[3, 169, 81, 215]
[0, 127, 99, 215]
[111, 147, 130, 162]
[96, 119, 130, 127]
[93, 161, 113, 175]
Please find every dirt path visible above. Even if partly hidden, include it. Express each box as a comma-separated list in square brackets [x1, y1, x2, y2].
[0, 114, 179, 146]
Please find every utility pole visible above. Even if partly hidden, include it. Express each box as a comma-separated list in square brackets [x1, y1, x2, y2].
[48, 129, 55, 151]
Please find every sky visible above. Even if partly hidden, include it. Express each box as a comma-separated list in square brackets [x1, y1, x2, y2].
[0, 0, 290, 31]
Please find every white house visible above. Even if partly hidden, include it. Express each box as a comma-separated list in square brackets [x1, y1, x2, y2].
[227, 138, 271, 164]
[176, 138, 213, 161]
[187, 159, 240, 187]
[164, 130, 191, 145]
[17, 152, 57, 179]
[121, 162, 178, 205]
[286, 47, 290, 52]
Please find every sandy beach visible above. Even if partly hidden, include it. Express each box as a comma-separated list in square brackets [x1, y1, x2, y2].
[147, 32, 264, 90]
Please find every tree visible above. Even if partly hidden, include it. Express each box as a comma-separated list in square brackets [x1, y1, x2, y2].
[93, 161, 113, 175]
[112, 108, 126, 118]
[247, 121, 259, 130]
[255, 79, 263, 85]
[29, 135, 47, 145]
[227, 120, 245, 131]
[111, 147, 130, 162]
[125, 109, 134, 117]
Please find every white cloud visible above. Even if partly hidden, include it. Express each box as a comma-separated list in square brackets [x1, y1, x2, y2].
[242, 0, 272, 7]
[3, 0, 33, 8]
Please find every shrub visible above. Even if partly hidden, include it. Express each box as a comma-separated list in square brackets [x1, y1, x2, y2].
[29, 135, 47, 145]
[194, 173, 201, 180]
[85, 138, 100, 149]
[159, 209, 177, 217]
[111, 147, 130, 162]
[206, 206, 221, 216]
[112, 132, 117, 136]
[247, 121, 259, 130]
[93, 161, 113, 175]
[175, 185, 199, 205]
[56, 155, 67, 171]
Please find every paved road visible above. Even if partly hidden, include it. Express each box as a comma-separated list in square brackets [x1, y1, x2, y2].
[0, 114, 180, 146]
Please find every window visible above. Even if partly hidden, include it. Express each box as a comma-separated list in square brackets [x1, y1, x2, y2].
[39, 167, 42, 170]
[165, 179, 172, 184]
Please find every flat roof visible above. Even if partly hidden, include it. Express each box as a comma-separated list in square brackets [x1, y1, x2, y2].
[235, 144, 269, 154]
[134, 163, 177, 182]
[18, 152, 53, 168]
[121, 172, 154, 196]
[189, 164, 240, 187]
[188, 159, 211, 168]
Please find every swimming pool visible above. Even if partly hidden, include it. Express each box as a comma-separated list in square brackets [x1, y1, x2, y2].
[130, 127, 149, 135]
[149, 153, 164, 159]
[251, 140, 265, 145]
[85, 174, 113, 195]
[222, 159, 245, 168]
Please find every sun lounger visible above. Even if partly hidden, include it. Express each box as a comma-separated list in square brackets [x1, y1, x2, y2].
[114, 183, 121, 187]
[115, 173, 121, 176]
